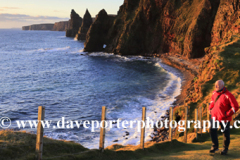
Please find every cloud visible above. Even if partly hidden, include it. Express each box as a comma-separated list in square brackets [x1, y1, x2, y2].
[0, 13, 68, 22]
[0, 7, 20, 11]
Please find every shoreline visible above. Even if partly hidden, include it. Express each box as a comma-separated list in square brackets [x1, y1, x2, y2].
[86, 52, 199, 142]
[158, 53, 203, 107]
[146, 53, 202, 143]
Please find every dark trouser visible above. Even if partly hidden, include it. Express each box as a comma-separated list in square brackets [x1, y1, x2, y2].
[210, 119, 230, 150]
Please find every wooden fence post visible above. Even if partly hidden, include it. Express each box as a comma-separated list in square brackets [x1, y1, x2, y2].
[36, 106, 45, 160]
[99, 106, 106, 152]
[184, 106, 188, 143]
[195, 108, 198, 139]
[199, 107, 202, 136]
[140, 107, 146, 150]
[169, 107, 173, 141]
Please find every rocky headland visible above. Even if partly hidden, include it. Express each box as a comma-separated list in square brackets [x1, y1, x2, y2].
[22, 24, 54, 30]
[52, 21, 70, 31]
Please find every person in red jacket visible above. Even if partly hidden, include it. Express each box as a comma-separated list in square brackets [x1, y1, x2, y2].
[209, 80, 239, 155]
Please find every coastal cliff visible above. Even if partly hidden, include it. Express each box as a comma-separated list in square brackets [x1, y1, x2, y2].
[52, 21, 70, 31]
[183, 0, 240, 107]
[22, 24, 54, 30]
[84, 0, 220, 58]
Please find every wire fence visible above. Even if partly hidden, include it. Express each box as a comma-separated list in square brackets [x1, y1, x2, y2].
[1, 105, 238, 160]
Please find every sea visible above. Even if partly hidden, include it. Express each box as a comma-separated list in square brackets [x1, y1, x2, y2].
[0, 29, 182, 149]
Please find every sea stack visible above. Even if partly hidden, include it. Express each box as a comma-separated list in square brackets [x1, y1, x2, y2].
[66, 9, 82, 37]
[84, 9, 115, 52]
[75, 9, 93, 40]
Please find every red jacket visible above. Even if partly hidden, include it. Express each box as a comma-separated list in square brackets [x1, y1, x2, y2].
[209, 87, 239, 122]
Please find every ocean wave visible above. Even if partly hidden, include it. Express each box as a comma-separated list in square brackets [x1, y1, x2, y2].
[88, 52, 114, 57]
[77, 54, 183, 148]
[57, 36, 66, 39]
[17, 52, 182, 149]
[36, 46, 70, 52]
[70, 49, 85, 54]
[88, 52, 149, 62]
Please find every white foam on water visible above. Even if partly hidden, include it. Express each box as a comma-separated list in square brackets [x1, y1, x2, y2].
[42, 54, 182, 149]
[78, 57, 182, 149]
[57, 36, 66, 39]
[29, 46, 71, 53]
[88, 52, 150, 62]
[88, 52, 114, 57]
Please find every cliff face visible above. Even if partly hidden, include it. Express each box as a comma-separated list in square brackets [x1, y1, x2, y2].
[75, 9, 93, 40]
[188, 0, 240, 102]
[22, 24, 54, 30]
[52, 21, 70, 31]
[84, 0, 221, 58]
[211, 0, 240, 46]
[66, 10, 83, 37]
[22, 26, 30, 30]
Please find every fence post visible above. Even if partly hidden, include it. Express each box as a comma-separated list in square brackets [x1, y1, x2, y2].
[184, 106, 188, 143]
[36, 106, 45, 160]
[195, 108, 198, 139]
[199, 107, 202, 136]
[140, 107, 146, 150]
[169, 107, 173, 141]
[99, 106, 106, 152]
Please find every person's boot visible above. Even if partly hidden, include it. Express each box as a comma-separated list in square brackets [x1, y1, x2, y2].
[210, 147, 219, 153]
[220, 148, 228, 155]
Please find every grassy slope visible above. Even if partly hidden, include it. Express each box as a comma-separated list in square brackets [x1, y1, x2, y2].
[2, 129, 240, 160]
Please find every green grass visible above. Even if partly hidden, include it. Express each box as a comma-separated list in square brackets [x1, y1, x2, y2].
[0, 130, 88, 160]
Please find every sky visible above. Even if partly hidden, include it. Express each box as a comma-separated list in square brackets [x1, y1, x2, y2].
[0, 0, 124, 28]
